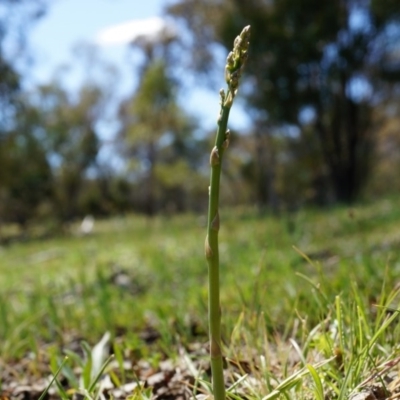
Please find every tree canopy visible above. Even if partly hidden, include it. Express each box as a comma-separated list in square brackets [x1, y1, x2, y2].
[168, 0, 400, 205]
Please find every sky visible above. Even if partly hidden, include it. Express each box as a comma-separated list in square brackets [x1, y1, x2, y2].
[30, 0, 163, 82]
[28, 0, 250, 134]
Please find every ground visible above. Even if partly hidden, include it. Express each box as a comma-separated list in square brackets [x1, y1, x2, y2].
[1, 197, 400, 399]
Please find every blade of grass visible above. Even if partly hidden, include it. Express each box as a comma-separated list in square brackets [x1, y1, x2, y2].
[88, 354, 114, 393]
[38, 356, 69, 400]
[306, 364, 324, 400]
[261, 357, 335, 400]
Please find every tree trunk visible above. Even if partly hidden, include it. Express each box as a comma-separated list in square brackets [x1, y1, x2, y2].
[255, 127, 280, 212]
[315, 73, 372, 204]
[145, 140, 157, 216]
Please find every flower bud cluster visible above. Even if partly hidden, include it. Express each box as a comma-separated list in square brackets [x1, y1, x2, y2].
[225, 25, 251, 97]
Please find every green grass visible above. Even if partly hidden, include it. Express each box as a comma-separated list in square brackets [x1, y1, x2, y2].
[2, 196, 400, 398]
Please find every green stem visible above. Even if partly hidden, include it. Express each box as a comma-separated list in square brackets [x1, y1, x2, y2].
[205, 26, 250, 400]
[206, 99, 232, 400]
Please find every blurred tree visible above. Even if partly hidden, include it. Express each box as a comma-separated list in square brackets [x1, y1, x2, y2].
[365, 97, 400, 196]
[0, 0, 46, 128]
[0, 116, 52, 226]
[76, 176, 124, 216]
[0, 79, 104, 225]
[0, 0, 48, 228]
[31, 80, 104, 220]
[168, 0, 400, 205]
[116, 17, 214, 215]
[118, 59, 203, 215]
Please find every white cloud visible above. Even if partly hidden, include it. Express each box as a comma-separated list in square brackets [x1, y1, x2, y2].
[95, 16, 177, 47]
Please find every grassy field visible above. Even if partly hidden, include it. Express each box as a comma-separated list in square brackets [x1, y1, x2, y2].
[2, 196, 400, 399]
